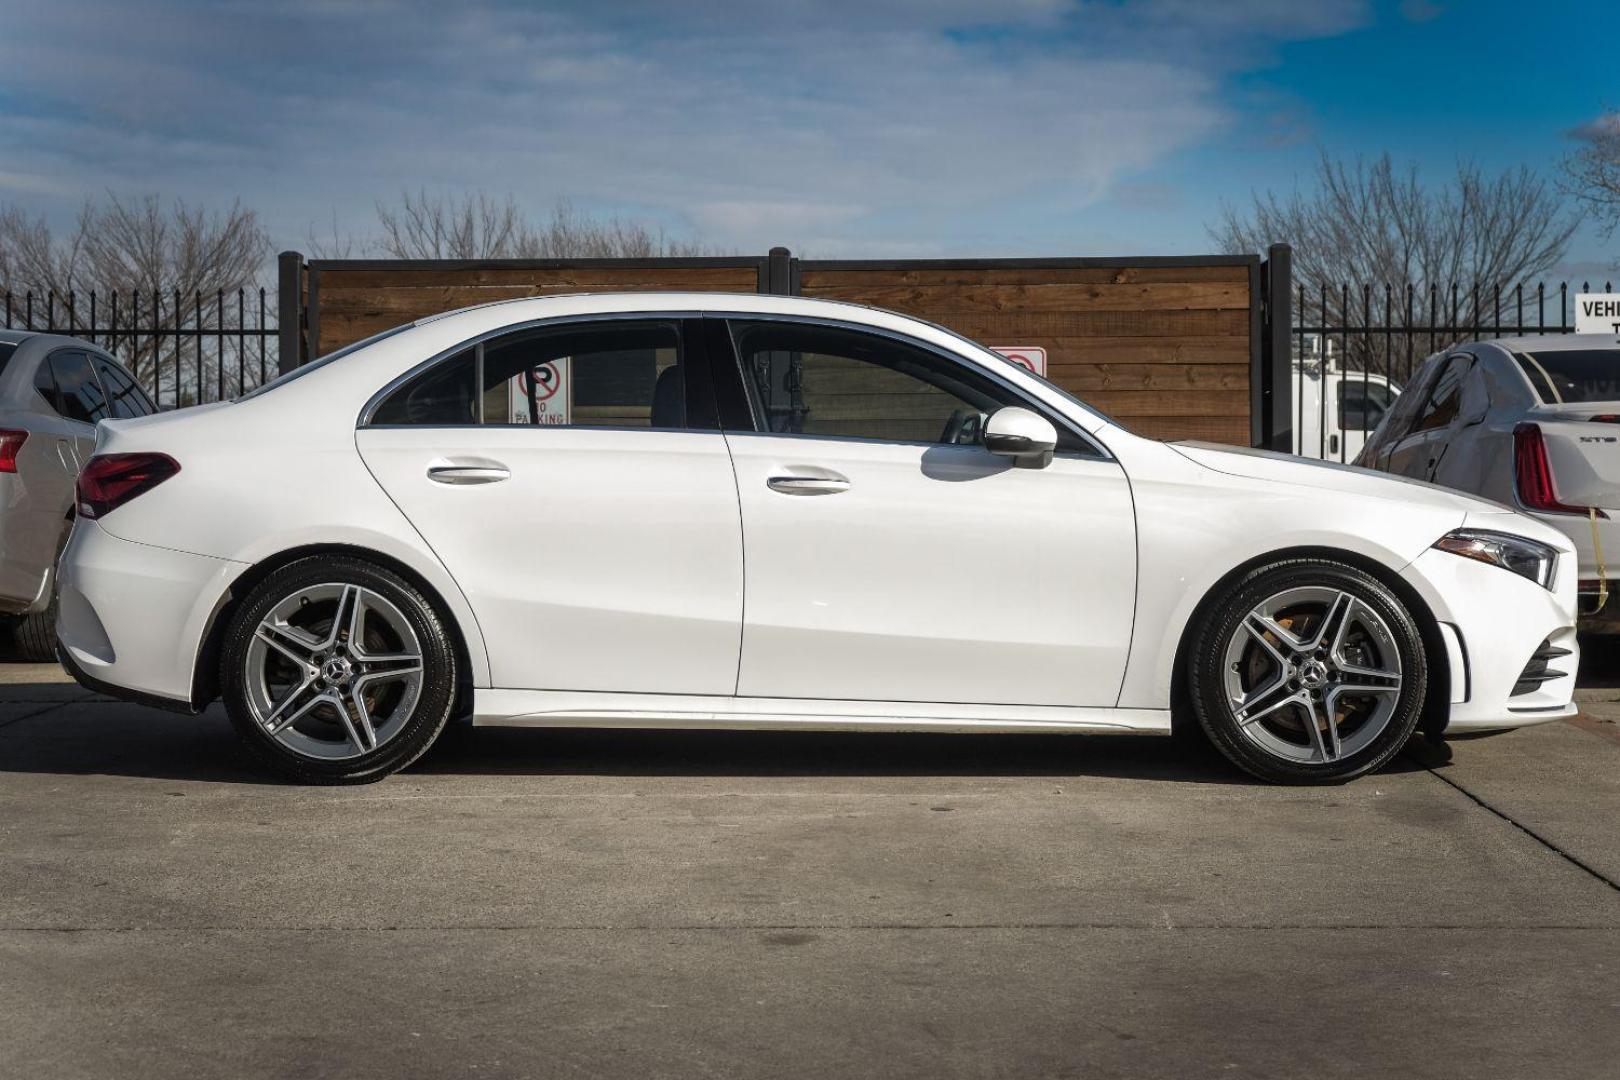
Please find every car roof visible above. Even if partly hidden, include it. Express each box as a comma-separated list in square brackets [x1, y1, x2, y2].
[413, 290, 898, 328]
[1471, 333, 1620, 354]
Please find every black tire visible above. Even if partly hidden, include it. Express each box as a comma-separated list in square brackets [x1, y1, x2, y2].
[1188, 558, 1427, 785]
[16, 528, 69, 663]
[14, 602, 57, 662]
[220, 555, 458, 784]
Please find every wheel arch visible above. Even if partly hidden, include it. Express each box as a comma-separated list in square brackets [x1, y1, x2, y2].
[1168, 545, 1451, 741]
[190, 543, 477, 721]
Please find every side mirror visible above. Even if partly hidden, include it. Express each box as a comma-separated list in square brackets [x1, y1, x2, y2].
[983, 406, 1057, 469]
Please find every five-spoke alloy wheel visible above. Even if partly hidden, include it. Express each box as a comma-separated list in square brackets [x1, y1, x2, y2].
[221, 556, 458, 784]
[1190, 559, 1427, 784]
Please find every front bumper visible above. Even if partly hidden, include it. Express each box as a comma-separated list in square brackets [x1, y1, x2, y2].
[55, 520, 245, 707]
[1401, 545, 1579, 734]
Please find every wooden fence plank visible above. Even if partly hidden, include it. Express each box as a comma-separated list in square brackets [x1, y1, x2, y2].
[801, 282, 1249, 314]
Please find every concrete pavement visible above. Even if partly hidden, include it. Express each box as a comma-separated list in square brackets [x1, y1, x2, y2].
[2, 660, 1618, 1078]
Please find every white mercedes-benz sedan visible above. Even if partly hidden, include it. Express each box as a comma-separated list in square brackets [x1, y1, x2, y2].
[54, 293, 1579, 784]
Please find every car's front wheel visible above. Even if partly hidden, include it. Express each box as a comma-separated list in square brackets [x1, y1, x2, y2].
[1188, 558, 1428, 784]
[220, 556, 457, 784]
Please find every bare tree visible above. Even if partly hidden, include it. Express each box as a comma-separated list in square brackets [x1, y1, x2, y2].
[1564, 111, 1620, 241]
[1212, 151, 1580, 296]
[0, 195, 270, 401]
[373, 190, 711, 259]
[0, 194, 267, 298]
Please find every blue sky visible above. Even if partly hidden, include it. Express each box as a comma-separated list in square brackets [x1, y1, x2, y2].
[0, 0, 1614, 275]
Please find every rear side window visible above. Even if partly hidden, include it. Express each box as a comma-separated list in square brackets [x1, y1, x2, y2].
[1514, 350, 1620, 404]
[370, 348, 478, 425]
[93, 356, 156, 418]
[36, 350, 110, 424]
[368, 321, 687, 429]
[1410, 355, 1471, 433]
[0, 343, 16, 375]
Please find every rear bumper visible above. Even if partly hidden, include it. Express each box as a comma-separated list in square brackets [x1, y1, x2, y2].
[1400, 546, 1580, 734]
[55, 520, 245, 707]
[1534, 511, 1620, 631]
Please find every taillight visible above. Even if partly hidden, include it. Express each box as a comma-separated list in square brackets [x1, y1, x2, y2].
[1591, 415, 1620, 424]
[1513, 422, 1607, 518]
[0, 430, 27, 473]
[76, 453, 180, 519]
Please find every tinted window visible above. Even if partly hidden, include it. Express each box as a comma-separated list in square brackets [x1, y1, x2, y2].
[1411, 356, 1471, 433]
[728, 320, 1078, 449]
[482, 322, 682, 428]
[38, 351, 109, 423]
[370, 348, 478, 425]
[94, 356, 155, 418]
[1339, 380, 1397, 431]
[0, 343, 16, 376]
[369, 321, 686, 428]
[1513, 350, 1620, 404]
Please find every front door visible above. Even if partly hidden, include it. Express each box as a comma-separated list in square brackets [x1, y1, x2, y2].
[715, 317, 1137, 708]
[1385, 354, 1472, 481]
[356, 317, 744, 695]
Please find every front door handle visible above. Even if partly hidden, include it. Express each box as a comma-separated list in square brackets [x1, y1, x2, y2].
[767, 474, 850, 496]
[428, 464, 510, 485]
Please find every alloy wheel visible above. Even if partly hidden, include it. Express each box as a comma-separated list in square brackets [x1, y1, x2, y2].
[244, 582, 425, 761]
[1221, 586, 1404, 765]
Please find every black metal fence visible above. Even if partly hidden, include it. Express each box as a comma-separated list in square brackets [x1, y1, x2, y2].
[1292, 278, 1616, 462]
[1, 288, 279, 409]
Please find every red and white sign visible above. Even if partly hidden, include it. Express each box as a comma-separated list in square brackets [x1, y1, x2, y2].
[506, 357, 571, 424]
[991, 346, 1047, 378]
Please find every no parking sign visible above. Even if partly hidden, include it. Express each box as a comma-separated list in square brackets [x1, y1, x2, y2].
[507, 358, 571, 424]
[991, 346, 1047, 378]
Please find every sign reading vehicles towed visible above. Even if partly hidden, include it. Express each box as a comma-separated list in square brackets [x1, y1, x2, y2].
[1575, 294, 1620, 335]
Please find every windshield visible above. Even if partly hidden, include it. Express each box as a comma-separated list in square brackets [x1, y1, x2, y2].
[236, 325, 410, 402]
[1514, 349, 1620, 404]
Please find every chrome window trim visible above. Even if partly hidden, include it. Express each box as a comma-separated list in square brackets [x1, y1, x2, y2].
[356, 307, 1112, 462]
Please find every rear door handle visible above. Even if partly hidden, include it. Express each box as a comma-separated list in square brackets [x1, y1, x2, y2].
[767, 474, 850, 496]
[428, 464, 510, 485]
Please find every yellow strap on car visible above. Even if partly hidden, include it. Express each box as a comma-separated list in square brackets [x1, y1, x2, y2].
[1592, 507, 1609, 614]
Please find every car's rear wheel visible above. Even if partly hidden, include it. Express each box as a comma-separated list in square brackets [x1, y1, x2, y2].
[1188, 558, 1427, 784]
[220, 556, 457, 784]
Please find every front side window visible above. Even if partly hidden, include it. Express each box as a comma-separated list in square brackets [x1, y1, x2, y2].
[37, 350, 109, 424]
[1339, 380, 1396, 431]
[727, 319, 1081, 450]
[369, 321, 686, 429]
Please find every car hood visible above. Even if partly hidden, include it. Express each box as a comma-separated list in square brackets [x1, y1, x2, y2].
[1169, 441, 1574, 552]
[1169, 440, 1502, 508]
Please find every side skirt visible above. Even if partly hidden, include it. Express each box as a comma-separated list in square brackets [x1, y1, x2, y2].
[472, 689, 1172, 735]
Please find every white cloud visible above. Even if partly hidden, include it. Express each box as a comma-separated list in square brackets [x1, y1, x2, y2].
[0, 1, 1372, 254]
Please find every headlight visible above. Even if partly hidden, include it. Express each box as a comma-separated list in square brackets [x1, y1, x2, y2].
[1433, 529, 1558, 590]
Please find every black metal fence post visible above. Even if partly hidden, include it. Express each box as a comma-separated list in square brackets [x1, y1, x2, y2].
[277, 250, 305, 374]
[1261, 243, 1293, 452]
[766, 247, 793, 296]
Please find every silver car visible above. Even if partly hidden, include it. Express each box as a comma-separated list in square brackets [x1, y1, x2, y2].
[0, 330, 155, 658]
[1356, 333, 1619, 632]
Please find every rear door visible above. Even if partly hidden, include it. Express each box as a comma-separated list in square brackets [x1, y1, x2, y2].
[356, 316, 746, 695]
